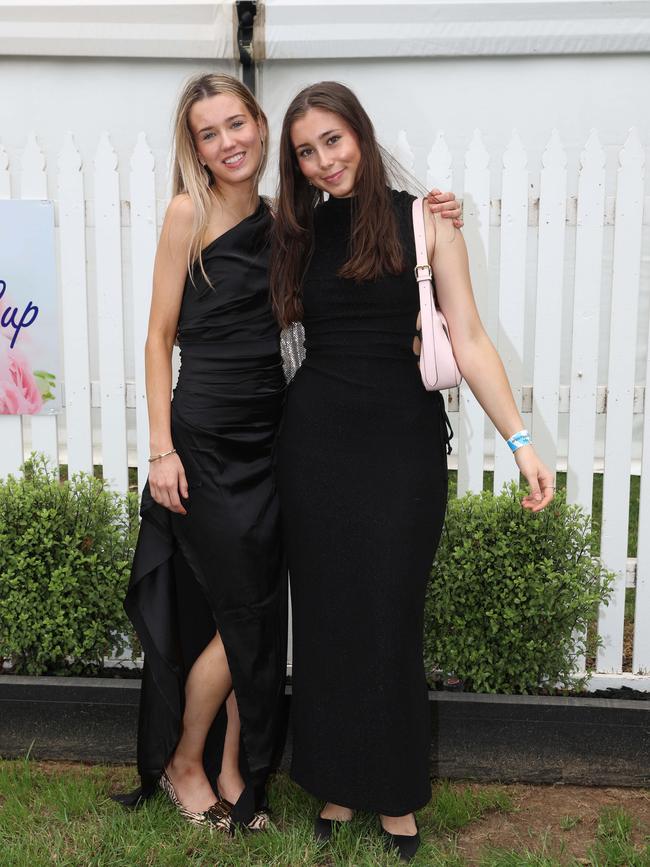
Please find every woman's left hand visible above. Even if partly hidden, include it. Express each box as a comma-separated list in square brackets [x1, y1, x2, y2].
[426, 189, 463, 228]
[513, 445, 555, 512]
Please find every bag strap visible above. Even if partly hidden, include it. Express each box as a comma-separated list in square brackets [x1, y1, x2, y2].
[411, 197, 462, 392]
[411, 197, 431, 284]
[412, 197, 436, 385]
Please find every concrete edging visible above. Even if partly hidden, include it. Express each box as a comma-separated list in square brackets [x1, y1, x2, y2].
[1, 677, 647, 787]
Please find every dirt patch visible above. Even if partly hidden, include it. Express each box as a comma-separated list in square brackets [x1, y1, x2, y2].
[29, 760, 137, 789]
[28, 760, 99, 775]
[624, 619, 634, 671]
[457, 783, 650, 864]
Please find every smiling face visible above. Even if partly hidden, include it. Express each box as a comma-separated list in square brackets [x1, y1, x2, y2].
[291, 108, 362, 198]
[188, 92, 265, 189]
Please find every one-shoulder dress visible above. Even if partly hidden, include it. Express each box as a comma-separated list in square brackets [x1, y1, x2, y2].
[278, 190, 451, 816]
[123, 199, 287, 819]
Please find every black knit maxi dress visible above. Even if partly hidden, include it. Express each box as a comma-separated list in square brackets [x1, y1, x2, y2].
[277, 191, 450, 816]
[121, 200, 287, 822]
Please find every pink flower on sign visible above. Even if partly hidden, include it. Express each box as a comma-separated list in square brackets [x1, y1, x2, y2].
[0, 344, 43, 414]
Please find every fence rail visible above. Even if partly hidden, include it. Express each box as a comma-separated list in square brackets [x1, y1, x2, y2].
[0, 127, 648, 683]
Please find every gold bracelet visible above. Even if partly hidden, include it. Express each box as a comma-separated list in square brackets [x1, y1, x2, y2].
[148, 448, 177, 463]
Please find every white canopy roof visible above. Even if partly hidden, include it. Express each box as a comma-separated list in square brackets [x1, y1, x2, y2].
[0, 0, 648, 59]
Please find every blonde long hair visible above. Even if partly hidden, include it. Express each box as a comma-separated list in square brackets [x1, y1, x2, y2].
[172, 73, 269, 282]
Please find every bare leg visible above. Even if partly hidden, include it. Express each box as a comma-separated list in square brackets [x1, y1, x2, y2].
[166, 631, 232, 813]
[380, 813, 417, 835]
[320, 802, 354, 821]
[216, 691, 246, 804]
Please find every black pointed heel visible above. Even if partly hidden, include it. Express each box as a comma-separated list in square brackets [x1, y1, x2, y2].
[380, 819, 421, 862]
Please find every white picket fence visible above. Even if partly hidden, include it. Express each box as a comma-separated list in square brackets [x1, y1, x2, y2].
[0, 128, 648, 688]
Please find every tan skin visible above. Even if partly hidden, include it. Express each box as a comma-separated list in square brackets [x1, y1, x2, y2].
[292, 108, 554, 836]
[145, 95, 461, 816]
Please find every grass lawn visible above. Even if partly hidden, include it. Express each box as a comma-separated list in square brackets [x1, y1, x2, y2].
[1, 760, 648, 866]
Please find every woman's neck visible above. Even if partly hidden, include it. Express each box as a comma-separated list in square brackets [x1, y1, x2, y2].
[212, 181, 260, 220]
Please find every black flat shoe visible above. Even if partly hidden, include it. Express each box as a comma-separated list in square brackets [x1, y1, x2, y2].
[314, 813, 339, 843]
[314, 811, 353, 843]
[380, 824, 421, 862]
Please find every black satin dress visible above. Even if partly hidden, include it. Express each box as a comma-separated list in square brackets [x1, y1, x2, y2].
[121, 200, 286, 821]
[278, 191, 450, 816]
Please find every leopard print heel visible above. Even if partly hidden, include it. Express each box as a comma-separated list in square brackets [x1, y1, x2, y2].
[245, 809, 271, 832]
[217, 789, 271, 833]
[158, 770, 234, 834]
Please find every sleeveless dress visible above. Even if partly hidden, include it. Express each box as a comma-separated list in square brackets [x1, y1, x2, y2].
[277, 190, 451, 816]
[122, 199, 287, 820]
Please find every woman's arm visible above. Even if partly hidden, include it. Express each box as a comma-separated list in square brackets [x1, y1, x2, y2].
[424, 209, 554, 512]
[144, 194, 194, 514]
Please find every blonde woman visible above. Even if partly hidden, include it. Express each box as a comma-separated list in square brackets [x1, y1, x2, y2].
[113, 73, 285, 832]
[114, 72, 462, 833]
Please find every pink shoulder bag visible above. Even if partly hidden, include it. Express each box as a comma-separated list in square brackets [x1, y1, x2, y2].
[411, 198, 462, 391]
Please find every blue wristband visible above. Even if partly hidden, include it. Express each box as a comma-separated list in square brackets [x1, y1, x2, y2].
[507, 429, 531, 452]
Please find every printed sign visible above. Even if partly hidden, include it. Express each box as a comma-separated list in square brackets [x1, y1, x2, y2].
[0, 200, 60, 415]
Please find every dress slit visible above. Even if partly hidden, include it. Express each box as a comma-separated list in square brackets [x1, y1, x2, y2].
[124, 495, 283, 814]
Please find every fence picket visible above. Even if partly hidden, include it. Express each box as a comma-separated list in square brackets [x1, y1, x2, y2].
[0, 142, 10, 199]
[426, 132, 452, 193]
[567, 131, 606, 515]
[129, 133, 156, 494]
[94, 132, 128, 492]
[494, 131, 528, 492]
[57, 133, 93, 476]
[532, 131, 567, 472]
[20, 133, 59, 470]
[392, 130, 415, 174]
[458, 130, 490, 493]
[597, 129, 645, 672]
[0, 142, 24, 476]
[567, 132, 606, 674]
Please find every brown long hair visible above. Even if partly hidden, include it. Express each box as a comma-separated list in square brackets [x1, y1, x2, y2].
[270, 81, 405, 326]
[172, 73, 268, 284]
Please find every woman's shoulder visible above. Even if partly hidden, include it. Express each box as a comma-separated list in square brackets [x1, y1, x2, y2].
[388, 188, 419, 220]
[388, 189, 420, 235]
[389, 188, 417, 205]
[390, 188, 419, 208]
[165, 193, 195, 228]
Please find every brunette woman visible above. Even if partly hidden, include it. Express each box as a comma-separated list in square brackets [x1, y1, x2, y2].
[271, 82, 554, 862]
[115, 72, 462, 834]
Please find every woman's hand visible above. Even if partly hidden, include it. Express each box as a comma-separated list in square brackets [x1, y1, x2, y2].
[148, 452, 189, 515]
[513, 445, 555, 512]
[426, 189, 463, 228]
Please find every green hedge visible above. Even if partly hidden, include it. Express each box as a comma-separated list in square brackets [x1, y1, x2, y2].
[0, 456, 139, 675]
[0, 459, 613, 692]
[425, 485, 614, 693]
